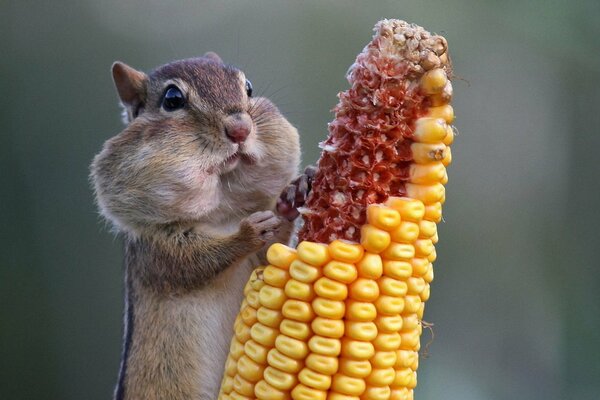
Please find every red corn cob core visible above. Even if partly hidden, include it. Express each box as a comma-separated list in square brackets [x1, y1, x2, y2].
[299, 19, 451, 243]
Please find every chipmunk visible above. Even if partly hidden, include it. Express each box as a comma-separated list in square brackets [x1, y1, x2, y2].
[91, 52, 313, 400]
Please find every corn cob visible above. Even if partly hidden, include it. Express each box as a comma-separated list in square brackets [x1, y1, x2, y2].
[219, 19, 454, 400]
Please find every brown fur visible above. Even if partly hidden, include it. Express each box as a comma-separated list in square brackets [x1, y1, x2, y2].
[90, 54, 300, 399]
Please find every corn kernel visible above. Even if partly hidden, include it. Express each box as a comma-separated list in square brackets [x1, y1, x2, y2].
[441, 145, 452, 167]
[409, 162, 446, 185]
[360, 385, 391, 400]
[345, 300, 377, 321]
[225, 356, 238, 377]
[244, 340, 268, 365]
[390, 221, 420, 243]
[234, 321, 252, 343]
[330, 392, 360, 400]
[427, 246, 437, 263]
[374, 314, 403, 333]
[423, 202, 442, 223]
[442, 124, 454, 145]
[257, 307, 284, 328]
[229, 390, 253, 400]
[246, 290, 260, 308]
[405, 183, 445, 205]
[348, 278, 380, 302]
[407, 372, 417, 389]
[414, 239, 433, 257]
[417, 303, 425, 320]
[222, 375, 234, 393]
[423, 265, 434, 283]
[392, 368, 413, 388]
[233, 375, 255, 397]
[366, 205, 402, 231]
[230, 338, 245, 359]
[264, 266, 290, 288]
[276, 334, 309, 360]
[382, 261, 412, 280]
[382, 243, 415, 260]
[267, 243, 297, 269]
[260, 286, 287, 310]
[297, 241, 331, 267]
[370, 350, 397, 368]
[420, 284, 431, 301]
[313, 297, 346, 319]
[312, 317, 345, 338]
[250, 274, 266, 291]
[366, 367, 395, 386]
[251, 323, 278, 347]
[282, 299, 315, 322]
[280, 319, 312, 341]
[292, 384, 327, 400]
[323, 260, 358, 284]
[375, 296, 405, 315]
[356, 253, 383, 279]
[237, 355, 265, 382]
[338, 358, 372, 378]
[289, 259, 323, 283]
[377, 277, 407, 298]
[403, 295, 422, 314]
[285, 279, 315, 301]
[240, 306, 258, 326]
[430, 80, 452, 106]
[410, 258, 429, 277]
[308, 335, 342, 357]
[385, 197, 425, 222]
[389, 388, 411, 400]
[254, 380, 291, 400]
[306, 353, 339, 375]
[331, 374, 367, 396]
[373, 332, 402, 351]
[420, 68, 447, 94]
[412, 118, 447, 144]
[418, 220, 437, 239]
[344, 321, 378, 341]
[399, 331, 420, 350]
[314, 277, 349, 301]
[410, 142, 447, 165]
[426, 104, 454, 124]
[406, 277, 425, 295]
[395, 350, 418, 369]
[340, 338, 375, 360]
[360, 225, 391, 253]
[264, 366, 297, 390]
[401, 314, 419, 331]
[328, 240, 365, 263]
[267, 348, 304, 373]
[298, 367, 332, 390]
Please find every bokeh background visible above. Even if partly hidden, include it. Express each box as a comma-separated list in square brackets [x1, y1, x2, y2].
[2, 1, 600, 399]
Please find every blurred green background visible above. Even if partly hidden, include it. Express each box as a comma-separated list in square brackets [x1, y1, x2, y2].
[2, 0, 600, 399]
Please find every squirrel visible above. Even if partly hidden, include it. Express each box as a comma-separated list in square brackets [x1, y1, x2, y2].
[91, 52, 314, 400]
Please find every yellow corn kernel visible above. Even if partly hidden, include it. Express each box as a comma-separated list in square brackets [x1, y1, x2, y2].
[263, 266, 290, 288]
[259, 286, 287, 310]
[412, 118, 447, 144]
[314, 277, 349, 301]
[356, 253, 383, 279]
[431, 231, 439, 244]
[441, 145, 452, 166]
[423, 264, 434, 283]
[275, 334, 309, 360]
[344, 321, 378, 341]
[406, 277, 425, 295]
[410, 142, 447, 165]
[405, 183, 445, 205]
[430, 80, 452, 107]
[313, 297, 346, 319]
[340, 338, 375, 360]
[375, 295, 405, 315]
[233, 375, 255, 397]
[420, 68, 447, 94]
[297, 241, 331, 267]
[230, 337, 245, 359]
[257, 307, 284, 328]
[366, 205, 402, 231]
[229, 390, 253, 400]
[360, 225, 391, 253]
[244, 340, 268, 365]
[373, 332, 402, 351]
[348, 278, 380, 302]
[331, 374, 367, 396]
[407, 372, 417, 389]
[382, 243, 415, 260]
[426, 104, 454, 124]
[417, 303, 425, 320]
[403, 295, 422, 314]
[441, 169, 449, 185]
[312, 317, 345, 339]
[389, 388, 411, 400]
[409, 162, 446, 185]
[345, 300, 377, 321]
[234, 320, 252, 343]
[267, 348, 304, 374]
[414, 239, 433, 257]
[306, 353, 339, 375]
[225, 356, 238, 377]
[392, 368, 413, 388]
[246, 290, 260, 308]
[292, 384, 327, 400]
[382, 260, 412, 280]
[418, 220, 437, 239]
[399, 331, 420, 350]
[280, 319, 311, 341]
[395, 350, 418, 369]
[309, 335, 342, 357]
[298, 367, 332, 390]
[237, 355, 265, 382]
[390, 221, 420, 243]
[410, 258, 429, 277]
[360, 386, 391, 400]
[323, 260, 358, 284]
[222, 375, 234, 393]
[282, 299, 315, 322]
[264, 366, 297, 390]
[385, 197, 425, 222]
[370, 350, 397, 368]
[330, 392, 360, 400]
[366, 367, 395, 386]
[254, 380, 291, 400]
[285, 279, 315, 301]
[267, 243, 297, 269]
[328, 240, 365, 263]
[250, 273, 266, 291]
[289, 259, 322, 283]
[374, 314, 403, 333]
[240, 306, 257, 326]
[427, 247, 437, 263]
[401, 314, 419, 331]
[251, 323, 278, 347]
[377, 277, 408, 298]
[442, 124, 454, 145]
[420, 284, 431, 301]
[338, 358, 372, 378]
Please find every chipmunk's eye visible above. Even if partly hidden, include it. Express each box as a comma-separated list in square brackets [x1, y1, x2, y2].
[162, 86, 185, 111]
[245, 79, 253, 97]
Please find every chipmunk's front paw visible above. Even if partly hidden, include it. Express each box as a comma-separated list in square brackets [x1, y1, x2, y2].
[276, 165, 317, 221]
[240, 210, 283, 249]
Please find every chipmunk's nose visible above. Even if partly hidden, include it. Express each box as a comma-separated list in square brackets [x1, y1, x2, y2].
[224, 113, 252, 144]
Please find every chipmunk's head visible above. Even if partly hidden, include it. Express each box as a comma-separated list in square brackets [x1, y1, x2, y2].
[91, 53, 300, 234]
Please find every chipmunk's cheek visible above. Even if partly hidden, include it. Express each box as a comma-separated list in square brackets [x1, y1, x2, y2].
[177, 173, 221, 217]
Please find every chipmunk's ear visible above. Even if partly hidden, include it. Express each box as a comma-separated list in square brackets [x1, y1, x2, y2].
[111, 61, 147, 122]
[203, 52, 223, 63]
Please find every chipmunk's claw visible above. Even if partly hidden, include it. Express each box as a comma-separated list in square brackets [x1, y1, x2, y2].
[276, 165, 317, 221]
